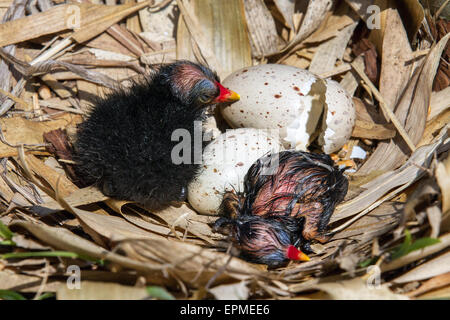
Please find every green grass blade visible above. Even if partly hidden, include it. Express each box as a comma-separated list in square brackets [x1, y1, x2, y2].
[0, 220, 14, 240]
[146, 286, 175, 300]
[0, 290, 27, 300]
[1, 251, 80, 259]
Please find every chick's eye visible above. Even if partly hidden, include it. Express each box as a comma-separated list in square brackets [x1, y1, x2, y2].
[198, 94, 213, 104]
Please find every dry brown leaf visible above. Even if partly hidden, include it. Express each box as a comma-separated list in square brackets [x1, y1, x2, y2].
[176, 0, 224, 76]
[38, 186, 108, 213]
[428, 86, 450, 121]
[436, 149, 450, 233]
[351, 119, 396, 140]
[0, 270, 62, 292]
[282, 0, 333, 53]
[379, 8, 413, 112]
[138, 0, 177, 43]
[273, 0, 295, 31]
[346, 0, 423, 52]
[393, 251, 450, 283]
[309, 22, 358, 75]
[243, 0, 280, 58]
[10, 220, 166, 274]
[406, 272, 450, 297]
[358, 33, 450, 174]
[85, 32, 134, 57]
[0, 113, 82, 158]
[419, 110, 450, 148]
[153, 204, 223, 241]
[416, 285, 450, 299]
[71, 1, 151, 45]
[332, 127, 448, 223]
[340, 55, 364, 96]
[303, 2, 356, 44]
[119, 237, 263, 288]
[301, 277, 408, 300]
[0, 2, 150, 47]
[209, 281, 249, 300]
[176, 0, 251, 77]
[57, 281, 148, 300]
[381, 232, 450, 272]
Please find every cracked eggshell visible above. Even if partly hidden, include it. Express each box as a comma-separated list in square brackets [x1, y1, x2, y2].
[221, 64, 325, 151]
[221, 64, 355, 154]
[187, 128, 284, 215]
[319, 79, 356, 154]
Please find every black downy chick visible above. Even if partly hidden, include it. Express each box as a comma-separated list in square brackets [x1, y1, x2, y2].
[74, 61, 239, 209]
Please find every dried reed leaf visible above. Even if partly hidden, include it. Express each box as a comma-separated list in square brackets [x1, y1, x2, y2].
[121, 237, 263, 287]
[332, 127, 448, 223]
[176, 0, 224, 76]
[308, 278, 408, 300]
[36, 186, 108, 212]
[351, 119, 396, 140]
[379, 8, 413, 111]
[282, 0, 333, 53]
[177, 0, 251, 77]
[406, 272, 450, 297]
[106, 24, 145, 57]
[340, 55, 364, 96]
[69, 207, 168, 242]
[358, 33, 450, 174]
[381, 232, 450, 272]
[273, 0, 295, 31]
[0, 175, 14, 203]
[57, 281, 148, 300]
[345, 0, 423, 51]
[0, 270, 62, 292]
[138, 0, 177, 43]
[85, 33, 134, 56]
[428, 86, 450, 121]
[10, 220, 166, 273]
[436, 153, 450, 216]
[154, 204, 225, 241]
[210, 281, 249, 300]
[416, 285, 450, 299]
[24, 154, 76, 197]
[125, 0, 142, 34]
[303, 2, 356, 44]
[71, 1, 151, 44]
[419, 110, 450, 147]
[243, 0, 280, 58]
[393, 251, 450, 283]
[0, 113, 82, 158]
[0, 2, 150, 47]
[0, 48, 120, 90]
[309, 22, 358, 75]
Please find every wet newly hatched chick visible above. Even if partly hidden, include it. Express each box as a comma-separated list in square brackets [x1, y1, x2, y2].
[214, 214, 310, 268]
[243, 150, 348, 247]
[74, 61, 239, 209]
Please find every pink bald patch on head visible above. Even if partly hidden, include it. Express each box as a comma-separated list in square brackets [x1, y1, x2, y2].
[172, 64, 210, 94]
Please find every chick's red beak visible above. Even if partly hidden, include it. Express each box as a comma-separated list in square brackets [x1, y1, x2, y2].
[287, 245, 310, 262]
[214, 82, 240, 103]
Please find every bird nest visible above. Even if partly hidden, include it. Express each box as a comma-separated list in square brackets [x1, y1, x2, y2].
[0, 0, 449, 300]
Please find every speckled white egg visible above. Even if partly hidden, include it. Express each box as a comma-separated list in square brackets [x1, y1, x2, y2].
[187, 128, 284, 215]
[221, 64, 355, 153]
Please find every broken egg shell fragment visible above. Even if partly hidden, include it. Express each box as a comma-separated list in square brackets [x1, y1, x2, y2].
[318, 79, 356, 154]
[187, 128, 284, 215]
